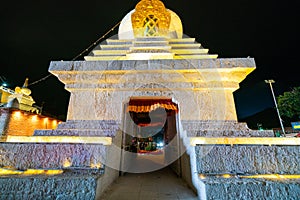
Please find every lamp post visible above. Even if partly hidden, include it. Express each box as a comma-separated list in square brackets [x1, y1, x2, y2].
[264, 79, 286, 136]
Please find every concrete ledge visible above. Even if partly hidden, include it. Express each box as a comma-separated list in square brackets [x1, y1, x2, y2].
[49, 58, 255, 72]
[195, 145, 300, 174]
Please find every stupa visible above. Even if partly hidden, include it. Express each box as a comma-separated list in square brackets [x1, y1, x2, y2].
[4, 78, 39, 113]
[0, 0, 299, 199]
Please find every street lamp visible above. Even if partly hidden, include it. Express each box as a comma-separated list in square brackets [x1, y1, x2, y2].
[0, 76, 7, 87]
[264, 79, 286, 136]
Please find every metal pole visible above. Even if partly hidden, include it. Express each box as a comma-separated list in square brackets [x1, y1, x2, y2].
[265, 80, 286, 136]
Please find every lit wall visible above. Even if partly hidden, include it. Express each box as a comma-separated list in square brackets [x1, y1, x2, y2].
[0, 90, 11, 104]
[0, 108, 61, 136]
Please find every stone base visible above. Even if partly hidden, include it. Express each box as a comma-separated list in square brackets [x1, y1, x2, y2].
[199, 177, 300, 200]
[0, 166, 119, 200]
[192, 140, 300, 199]
[0, 172, 99, 200]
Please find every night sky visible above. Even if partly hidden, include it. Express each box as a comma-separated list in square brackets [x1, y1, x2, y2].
[1, 0, 299, 120]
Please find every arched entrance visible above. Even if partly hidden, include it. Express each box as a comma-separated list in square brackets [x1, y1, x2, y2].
[120, 96, 181, 174]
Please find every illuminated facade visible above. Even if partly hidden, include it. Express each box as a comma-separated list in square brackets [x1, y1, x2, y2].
[0, 0, 299, 199]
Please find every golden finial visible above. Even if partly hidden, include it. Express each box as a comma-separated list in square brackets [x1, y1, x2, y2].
[131, 0, 171, 37]
[22, 77, 29, 88]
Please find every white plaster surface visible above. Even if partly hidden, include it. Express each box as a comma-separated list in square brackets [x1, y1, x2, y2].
[49, 58, 255, 122]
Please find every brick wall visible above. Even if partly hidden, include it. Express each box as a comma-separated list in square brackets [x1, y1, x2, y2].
[0, 108, 61, 136]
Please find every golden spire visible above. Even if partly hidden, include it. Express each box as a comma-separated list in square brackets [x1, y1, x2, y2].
[131, 0, 171, 37]
[22, 77, 29, 88]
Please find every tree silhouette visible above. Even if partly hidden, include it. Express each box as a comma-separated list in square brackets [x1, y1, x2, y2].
[277, 86, 300, 122]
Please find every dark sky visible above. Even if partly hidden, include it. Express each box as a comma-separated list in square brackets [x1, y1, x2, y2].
[1, 0, 299, 119]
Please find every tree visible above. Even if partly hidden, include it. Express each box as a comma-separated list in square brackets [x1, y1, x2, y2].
[277, 86, 300, 122]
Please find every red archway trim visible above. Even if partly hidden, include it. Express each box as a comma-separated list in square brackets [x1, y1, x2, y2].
[127, 97, 178, 113]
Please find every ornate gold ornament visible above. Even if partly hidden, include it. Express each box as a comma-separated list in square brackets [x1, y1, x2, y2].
[131, 0, 171, 37]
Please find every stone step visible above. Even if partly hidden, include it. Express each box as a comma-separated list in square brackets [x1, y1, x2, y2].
[169, 38, 196, 43]
[135, 36, 167, 41]
[92, 50, 127, 56]
[100, 44, 131, 50]
[130, 46, 171, 52]
[133, 41, 169, 47]
[172, 49, 209, 55]
[106, 39, 133, 45]
[170, 43, 201, 48]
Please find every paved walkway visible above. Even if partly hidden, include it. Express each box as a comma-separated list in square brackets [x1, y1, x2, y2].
[99, 167, 198, 200]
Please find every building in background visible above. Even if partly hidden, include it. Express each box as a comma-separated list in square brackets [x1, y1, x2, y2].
[0, 78, 61, 137]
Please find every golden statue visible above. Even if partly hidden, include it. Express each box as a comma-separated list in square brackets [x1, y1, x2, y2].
[131, 0, 171, 37]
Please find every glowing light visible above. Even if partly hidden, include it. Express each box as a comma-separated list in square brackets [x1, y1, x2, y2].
[157, 142, 164, 147]
[0, 168, 22, 175]
[23, 169, 44, 175]
[190, 137, 300, 146]
[13, 111, 21, 118]
[199, 174, 206, 180]
[31, 115, 37, 122]
[44, 170, 63, 175]
[197, 173, 300, 180]
[0, 168, 63, 176]
[63, 158, 72, 168]
[5, 136, 113, 145]
[222, 174, 231, 178]
[240, 174, 300, 179]
[91, 163, 102, 169]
